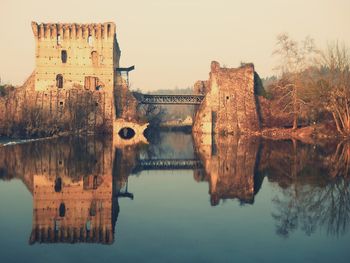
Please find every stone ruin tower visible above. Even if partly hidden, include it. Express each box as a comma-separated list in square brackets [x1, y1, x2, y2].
[193, 61, 261, 136]
[30, 21, 121, 133]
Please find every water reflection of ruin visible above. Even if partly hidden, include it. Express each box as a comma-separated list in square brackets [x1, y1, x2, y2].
[1, 134, 350, 239]
[0, 137, 136, 245]
[193, 134, 350, 236]
[193, 134, 262, 205]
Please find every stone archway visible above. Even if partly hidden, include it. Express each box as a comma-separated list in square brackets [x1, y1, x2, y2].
[118, 127, 136, 139]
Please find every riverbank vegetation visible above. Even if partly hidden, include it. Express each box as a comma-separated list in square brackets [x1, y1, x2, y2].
[265, 34, 350, 137]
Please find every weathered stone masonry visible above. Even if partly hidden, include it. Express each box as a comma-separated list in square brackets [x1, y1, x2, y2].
[193, 61, 260, 135]
[0, 22, 144, 138]
[31, 22, 119, 132]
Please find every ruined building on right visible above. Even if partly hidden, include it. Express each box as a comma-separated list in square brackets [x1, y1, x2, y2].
[193, 61, 261, 135]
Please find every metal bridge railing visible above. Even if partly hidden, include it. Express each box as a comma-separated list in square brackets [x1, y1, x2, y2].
[139, 94, 205, 105]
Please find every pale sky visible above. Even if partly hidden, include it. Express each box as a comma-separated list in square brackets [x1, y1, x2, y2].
[0, 0, 349, 91]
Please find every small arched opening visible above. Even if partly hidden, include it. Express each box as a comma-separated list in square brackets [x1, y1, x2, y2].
[56, 74, 63, 89]
[87, 35, 93, 46]
[107, 24, 111, 37]
[91, 51, 98, 66]
[59, 203, 66, 217]
[118, 127, 135, 140]
[57, 34, 61, 45]
[61, 50, 67, 63]
[54, 177, 62, 192]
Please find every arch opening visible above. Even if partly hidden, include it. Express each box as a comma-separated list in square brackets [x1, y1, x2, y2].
[59, 203, 66, 217]
[118, 127, 135, 140]
[91, 51, 98, 66]
[56, 74, 63, 89]
[61, 50, 67, 63]
[54, 177, 62, 192]
[88, 35, 93, 46]
[57, 34, 61, 45]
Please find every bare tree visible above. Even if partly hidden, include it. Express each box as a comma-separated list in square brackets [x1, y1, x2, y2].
[273, 33, 319, 129]
[318, 42, 350, 135]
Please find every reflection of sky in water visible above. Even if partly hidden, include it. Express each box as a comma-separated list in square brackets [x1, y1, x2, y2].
[0, 134, 350, 263]
[139, 132, 195, 159]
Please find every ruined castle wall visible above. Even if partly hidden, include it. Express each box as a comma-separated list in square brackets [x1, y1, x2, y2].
[0, 86, 114, 137]
[193, 61, 260, 135]
[32, 22, 119, 94]
[0, 73, 33, 135]
[1, 21, 145, 138]
[115, 78, 140, 121]
[0, 22, 121, 137]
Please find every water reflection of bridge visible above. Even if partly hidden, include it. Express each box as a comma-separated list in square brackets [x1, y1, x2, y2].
[133, 159, 203, 172]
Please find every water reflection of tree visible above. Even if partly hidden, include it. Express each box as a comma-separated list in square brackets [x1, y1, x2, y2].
[330, 140, 350, 178]
[272, 141, 350, 238]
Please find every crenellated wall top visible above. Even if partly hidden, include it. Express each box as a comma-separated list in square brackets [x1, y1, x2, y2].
[31, 21, 116, 40]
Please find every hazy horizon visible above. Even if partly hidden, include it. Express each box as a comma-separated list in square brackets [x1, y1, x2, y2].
[0, 0, 349, 91]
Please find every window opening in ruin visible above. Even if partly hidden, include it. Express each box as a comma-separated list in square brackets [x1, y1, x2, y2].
[91, 51, 98, 66]
[59, 203, 66, 217]
[88, 35, 93, 46]
[60, 101, 64, 106]
[61, 50, 67, 63]
[95, 85, 102, 91]
[56, 74, 63, 88]
[54, 177, 62, 192]
[107, 24, 111, 36]
[57, 34, 61, 45]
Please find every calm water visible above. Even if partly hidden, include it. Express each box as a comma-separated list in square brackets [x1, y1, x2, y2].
[0, 132, 349, 263]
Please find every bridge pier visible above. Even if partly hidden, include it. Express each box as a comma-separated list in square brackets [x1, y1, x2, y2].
[112, 119, 148, 147]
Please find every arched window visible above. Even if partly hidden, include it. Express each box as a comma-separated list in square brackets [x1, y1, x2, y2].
[57, 34, 61, 45]
[88, 35, 93, 46]
[91, 51, 98, 66]
[54, 177, 62, 192]
[59, 203, 66, 217]
[107, 24, 111, 37]
[56, 74, 63, 88]
[61, 50, 67, 63]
